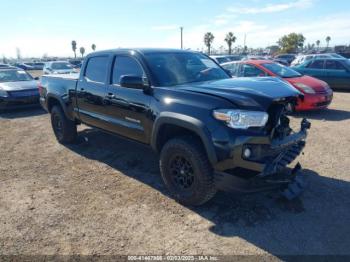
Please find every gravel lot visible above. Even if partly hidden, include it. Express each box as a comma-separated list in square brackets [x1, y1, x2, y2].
[1, 92, 350, 257]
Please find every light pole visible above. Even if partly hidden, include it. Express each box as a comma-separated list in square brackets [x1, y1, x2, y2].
[180, 27, 183, 49]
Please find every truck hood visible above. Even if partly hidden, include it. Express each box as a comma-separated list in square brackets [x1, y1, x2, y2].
[177, 77, 301, 110]
[0, 80, 38, 91]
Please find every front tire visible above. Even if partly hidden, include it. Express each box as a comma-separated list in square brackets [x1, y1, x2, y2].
[160, 137, 217, 206]
[51, 105, 77, 144]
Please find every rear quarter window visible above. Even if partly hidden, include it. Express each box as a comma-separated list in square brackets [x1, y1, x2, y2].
[85, 56, 109, 83]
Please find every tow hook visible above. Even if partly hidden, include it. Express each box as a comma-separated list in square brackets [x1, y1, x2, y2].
[280, 163, 308, 200]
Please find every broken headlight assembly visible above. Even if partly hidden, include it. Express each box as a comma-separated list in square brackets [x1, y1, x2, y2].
[213, 109, 269, 129]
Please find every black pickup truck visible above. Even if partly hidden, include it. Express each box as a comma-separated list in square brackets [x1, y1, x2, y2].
[39, 48, 311, 206]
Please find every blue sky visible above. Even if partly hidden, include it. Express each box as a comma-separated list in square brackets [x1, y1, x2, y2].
[1, 0, 350, 57]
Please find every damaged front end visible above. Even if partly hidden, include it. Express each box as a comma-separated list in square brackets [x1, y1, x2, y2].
[214, 99, 311, 200]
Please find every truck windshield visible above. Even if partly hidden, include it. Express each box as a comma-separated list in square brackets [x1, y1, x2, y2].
[0, 70, 33, 82]
[144, 52, 229, 86]
[262, 63, 302, 78]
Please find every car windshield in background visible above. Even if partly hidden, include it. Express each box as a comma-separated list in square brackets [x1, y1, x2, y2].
[51, 62, 73, 70]
[145, 52, 229, 86]
[0, 70, 33, 82]
[263, 63, 302, 78]
[216, 57, 230, 64]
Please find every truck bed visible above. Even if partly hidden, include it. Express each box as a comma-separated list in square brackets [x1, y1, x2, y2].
[41, 74, 79, 99]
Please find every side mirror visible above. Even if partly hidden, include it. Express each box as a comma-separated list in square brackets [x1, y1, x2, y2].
[120, 75, 148, 89]
[34, 77, 40, 80]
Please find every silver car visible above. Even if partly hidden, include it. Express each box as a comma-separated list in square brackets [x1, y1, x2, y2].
[43, 61, 76, 75]
[0, 69, 40, 110]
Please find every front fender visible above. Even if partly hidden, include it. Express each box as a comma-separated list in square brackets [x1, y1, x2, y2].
[151, 112, 218, 165]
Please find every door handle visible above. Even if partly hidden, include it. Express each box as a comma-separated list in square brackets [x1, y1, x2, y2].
[80, 88, 85, 91]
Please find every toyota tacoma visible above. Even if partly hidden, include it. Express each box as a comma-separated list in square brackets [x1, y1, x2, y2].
[39, 49, 311, 206]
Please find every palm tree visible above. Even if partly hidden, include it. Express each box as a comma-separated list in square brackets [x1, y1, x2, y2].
[91, 44, 96, 51]
[316, 40, 320, 51]
[71, 40, 77, 58]
[224, 32, 236, 55]
[204, 32, 215, 55]
[326, 36, 331, 50]
[80, 47, 85, 58]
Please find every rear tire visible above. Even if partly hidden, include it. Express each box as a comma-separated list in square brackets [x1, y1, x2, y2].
[51, 105, 77, 144]
[160, 137, 217, 206]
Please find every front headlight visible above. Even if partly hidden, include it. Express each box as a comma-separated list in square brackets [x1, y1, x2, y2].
[0, 89, 8, 97]
[213, 109, 269, 129]
[294, 83, 315, 94]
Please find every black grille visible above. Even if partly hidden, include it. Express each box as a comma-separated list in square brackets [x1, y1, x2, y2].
[263, 141, 306, 176]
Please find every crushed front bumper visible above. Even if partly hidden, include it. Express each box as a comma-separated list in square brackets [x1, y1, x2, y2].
[215, 163, 307, 200]
[214, 118, 311, 198]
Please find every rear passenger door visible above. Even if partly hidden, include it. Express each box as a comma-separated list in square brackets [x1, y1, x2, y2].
[323, 60, 350, 89]
[76, 55, 110, 128]
[104, 55, 152, 143]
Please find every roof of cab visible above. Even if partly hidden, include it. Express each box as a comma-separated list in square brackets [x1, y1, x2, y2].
[89, 48, 197, 56]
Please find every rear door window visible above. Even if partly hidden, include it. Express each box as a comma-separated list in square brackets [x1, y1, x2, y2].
[325, 60, 346, 70]
[307, 60, 325, 69]
[85, 56, 109, 83]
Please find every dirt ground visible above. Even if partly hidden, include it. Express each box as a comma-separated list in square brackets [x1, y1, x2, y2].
[28, 70, 43, 79]
[1, 92, 350, 258]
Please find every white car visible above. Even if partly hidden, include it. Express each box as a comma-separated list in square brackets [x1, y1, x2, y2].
[43, 61, 76, 75]
[210, 55, 232, 64]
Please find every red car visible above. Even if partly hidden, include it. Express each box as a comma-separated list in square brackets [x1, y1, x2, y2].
[222, 60, 333, 111]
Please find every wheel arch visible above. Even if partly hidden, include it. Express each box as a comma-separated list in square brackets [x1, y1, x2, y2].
[151, 112, 218, 165]
[46, 94, 74, 121]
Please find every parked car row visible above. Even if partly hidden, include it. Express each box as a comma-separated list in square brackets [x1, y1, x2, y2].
[1, 48, 349, 113]
[211, 52, 346, 67]
[222, 60, 333, 111]
[1, 59, 84, 72]
[291, 58, 350, 90]
[43, 61, 77, 75]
